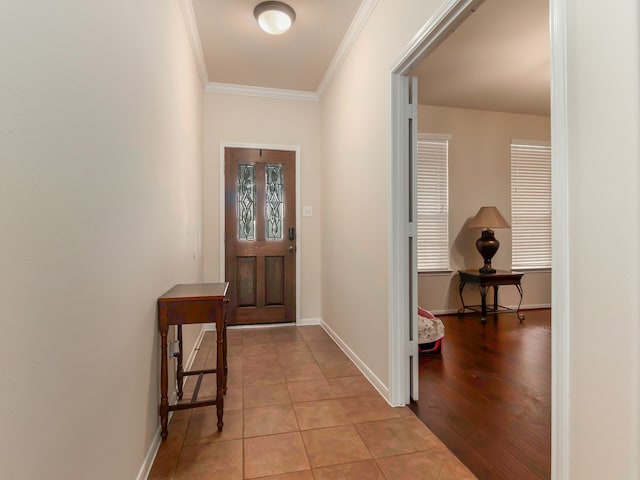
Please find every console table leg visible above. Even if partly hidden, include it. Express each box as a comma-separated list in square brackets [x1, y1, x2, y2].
[458, 281, 467, 314]
[223, 298, 229, 394]
[160, 330, 169, 441]
[216, 311, 225, 432]
[222, 323, 228, 394]
[515, 284, 525, 321]
[176, 325, 184, 400]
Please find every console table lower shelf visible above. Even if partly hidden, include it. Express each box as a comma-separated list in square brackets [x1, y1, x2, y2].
[457, 269, 525, 323]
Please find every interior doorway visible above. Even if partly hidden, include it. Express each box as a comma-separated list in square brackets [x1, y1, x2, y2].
[223, 146, 298, 326]
[389, 0, 569, 478]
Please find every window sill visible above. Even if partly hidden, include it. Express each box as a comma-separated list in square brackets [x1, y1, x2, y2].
[418, 270, 453, 277]
[512, 267, 552, 273]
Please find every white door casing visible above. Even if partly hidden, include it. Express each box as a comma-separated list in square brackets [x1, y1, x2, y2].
[408, 76, 419, 401]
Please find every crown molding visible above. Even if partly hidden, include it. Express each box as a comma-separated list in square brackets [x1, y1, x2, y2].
[205, 82, 320, 102]
[316, 0, 379, 98]
[178, 0, 209, 88]
[181, 0, 377, 99]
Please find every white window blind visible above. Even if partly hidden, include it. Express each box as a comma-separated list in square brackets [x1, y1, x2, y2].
[510, 140, 552, 269]
[417, 134, 451, 271]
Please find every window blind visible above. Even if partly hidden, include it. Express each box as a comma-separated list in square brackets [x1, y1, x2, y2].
[417, 134, 451, 271]
[510, 140, 552, 269]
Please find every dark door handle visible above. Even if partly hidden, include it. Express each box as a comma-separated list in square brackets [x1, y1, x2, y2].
[288, 227, 295, 241]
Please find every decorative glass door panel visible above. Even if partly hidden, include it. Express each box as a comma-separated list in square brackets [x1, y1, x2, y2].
[237, 164, 256, 241]
[265, 164, 284, 240]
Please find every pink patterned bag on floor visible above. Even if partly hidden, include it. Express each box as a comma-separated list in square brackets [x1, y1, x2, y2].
[418, 306, 445, 354]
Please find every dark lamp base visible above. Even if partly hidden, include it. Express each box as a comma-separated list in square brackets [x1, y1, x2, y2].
[479, 265, 496, 274]
[476, 228, 499, 275]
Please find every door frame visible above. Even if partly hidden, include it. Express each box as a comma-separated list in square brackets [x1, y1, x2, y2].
[219, 142, 301, 325]
[388, 1, 569, 479]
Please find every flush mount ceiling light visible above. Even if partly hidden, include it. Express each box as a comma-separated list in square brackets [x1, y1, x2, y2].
[254, 1, 296, 35]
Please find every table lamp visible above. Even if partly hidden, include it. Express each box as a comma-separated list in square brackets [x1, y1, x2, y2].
[467, 206, 510, 274]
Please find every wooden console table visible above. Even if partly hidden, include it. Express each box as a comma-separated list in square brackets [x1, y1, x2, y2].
[157, 282, 229, 440]
[458, 270, 525, 323]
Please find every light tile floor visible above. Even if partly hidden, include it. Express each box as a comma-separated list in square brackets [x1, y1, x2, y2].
[149, 325, 476, 480]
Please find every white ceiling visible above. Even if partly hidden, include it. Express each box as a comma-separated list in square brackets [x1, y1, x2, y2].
[192, 0, 550, 115]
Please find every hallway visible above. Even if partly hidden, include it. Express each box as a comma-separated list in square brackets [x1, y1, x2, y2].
[148, 325, 476, 479]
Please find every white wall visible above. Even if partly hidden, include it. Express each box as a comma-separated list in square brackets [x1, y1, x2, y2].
[566, 0, 640, 477]
[202, 93, 323, 321]
[418, 105, 551, 313]
[0, 1, 204, 479]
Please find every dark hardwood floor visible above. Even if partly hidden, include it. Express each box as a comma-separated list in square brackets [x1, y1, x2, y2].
[410, 309, 551, 480]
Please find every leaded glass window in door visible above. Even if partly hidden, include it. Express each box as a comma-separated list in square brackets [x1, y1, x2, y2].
[237, 164, 256, 240]
[265, 164, 284, 240]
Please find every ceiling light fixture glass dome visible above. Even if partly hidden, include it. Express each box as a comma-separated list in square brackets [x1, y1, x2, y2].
[254, 1, 296, 35]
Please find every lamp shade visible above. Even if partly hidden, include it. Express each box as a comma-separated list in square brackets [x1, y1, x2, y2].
[467, 206, 510, 229]
[254, 1, 296, 35]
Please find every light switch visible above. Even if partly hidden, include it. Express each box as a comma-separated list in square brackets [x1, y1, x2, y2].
[303, 206, 313, 217]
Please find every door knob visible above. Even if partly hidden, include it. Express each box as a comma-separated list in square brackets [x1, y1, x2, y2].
[288, 245, 295, 253]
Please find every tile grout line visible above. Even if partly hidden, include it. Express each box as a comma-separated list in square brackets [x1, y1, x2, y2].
[158, 327, 466, 479]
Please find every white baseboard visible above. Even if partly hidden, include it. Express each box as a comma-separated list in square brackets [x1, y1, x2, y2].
[184, 325, 208, 367]
[320, 320, 391, 402]
[136, 425, 162, 480]
[298, 317, 322, 326]
[518, 303, 552, 310]
[428, 308, 463, 316]
[137, 327, 208, 480]
[429, 303, 551, 316]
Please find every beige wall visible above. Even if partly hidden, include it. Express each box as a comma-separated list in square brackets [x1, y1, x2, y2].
[321, 0, 449, 391]
[417, 105, 551, 312]
[202, 93, 323, 321]
[0, 1, 204, 479]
